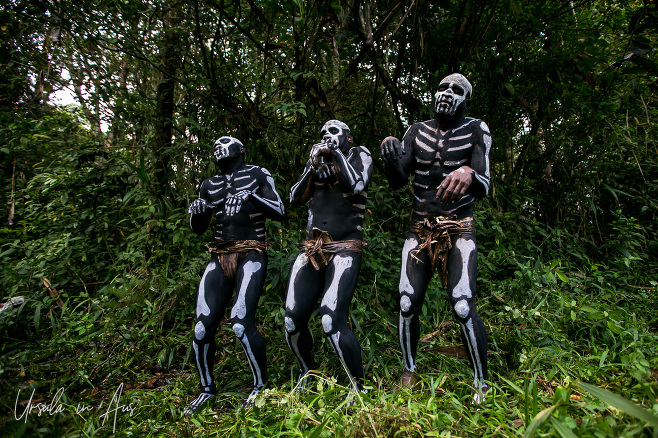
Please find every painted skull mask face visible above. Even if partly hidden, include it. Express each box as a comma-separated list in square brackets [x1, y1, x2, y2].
[433, 73, 472, 117]
[320, 120, 351, 151]
[213, 136, 243, 162]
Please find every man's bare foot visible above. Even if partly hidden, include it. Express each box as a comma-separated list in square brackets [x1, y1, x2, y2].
[472, 383, 490, 405]
[399, 369, 417, 389]
[240, 384, 265, 410]
[184, 392, 215, 416]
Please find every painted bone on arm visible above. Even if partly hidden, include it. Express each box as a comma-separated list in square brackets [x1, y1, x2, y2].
[190, 180, 216, 234]
[249, 168, 285, 220]
[289, 161, 315, 207]
[330, 146, 373, 194]
[465, 121, 492, 199]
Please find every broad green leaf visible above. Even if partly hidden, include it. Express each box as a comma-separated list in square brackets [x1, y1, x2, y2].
[576, 382, 658, 427]
[499, 375, 525, 395]
[556, 271, 569, 283]
[524, 405, 557, 438]
[550, 416, 579, 438]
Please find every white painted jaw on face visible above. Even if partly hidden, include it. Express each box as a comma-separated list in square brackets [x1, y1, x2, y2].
[213, 144, 230, 161]
[320, 120, 350, 147]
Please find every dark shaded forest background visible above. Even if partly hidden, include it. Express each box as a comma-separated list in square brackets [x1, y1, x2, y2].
[1, 1, 657, 437]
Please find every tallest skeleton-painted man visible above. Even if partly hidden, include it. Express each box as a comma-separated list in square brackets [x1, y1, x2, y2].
[381, 73, 491, 403]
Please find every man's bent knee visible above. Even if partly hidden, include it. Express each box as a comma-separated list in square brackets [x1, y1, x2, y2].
[321, 313, 335, 334]
[401, 295, 415, 315]
[194, 321, 207, 341]
[284, 316, 296, 333]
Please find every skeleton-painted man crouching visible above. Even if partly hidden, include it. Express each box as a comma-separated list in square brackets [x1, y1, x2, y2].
[381, 73, 492, 403]
[285, 120, 373, 391]
[184, 136, 285, 414]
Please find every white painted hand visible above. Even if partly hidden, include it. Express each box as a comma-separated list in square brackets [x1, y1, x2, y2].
[380, 136, 403, 164]
[310, 143, 332, 168]
[225, 190, 252, 216]
[189, 198, 209, 215]
[314, 163, 336, 180]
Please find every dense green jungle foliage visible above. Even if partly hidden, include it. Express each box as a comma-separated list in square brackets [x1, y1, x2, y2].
[1, 0, 657, 436]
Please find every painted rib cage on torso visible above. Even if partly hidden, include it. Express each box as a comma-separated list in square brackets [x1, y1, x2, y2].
[406, 118, 481, 220]
[203, 165, 267, 241]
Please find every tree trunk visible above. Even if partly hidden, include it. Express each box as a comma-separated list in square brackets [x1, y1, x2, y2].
[152, 9, 181, 201]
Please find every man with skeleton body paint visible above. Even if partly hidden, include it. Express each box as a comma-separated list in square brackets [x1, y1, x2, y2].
[184, 136, 285, 414]
[285, 120, 373, 390]
[381, 73, 491, 403]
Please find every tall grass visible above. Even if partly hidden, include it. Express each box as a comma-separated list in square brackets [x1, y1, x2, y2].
[1, 204, 657, 437]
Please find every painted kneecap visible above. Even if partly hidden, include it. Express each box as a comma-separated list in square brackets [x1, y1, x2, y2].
[194, 321, 206, 341]
[454, 299, 470, 319]
[284, 316, 296, 333]
[321, 313, 333, 333]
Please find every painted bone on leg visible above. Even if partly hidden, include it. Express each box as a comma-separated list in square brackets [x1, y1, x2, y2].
[319, 255, 353, 333]
[284, 254, 313, 374]
[196, 260, 217, 318]
[399, 237, 419, 372]
[318, 255, 356, 377]
[230, 261, 265, 388]
[193, 261, 218, 393]
[450, 237, 487, 398]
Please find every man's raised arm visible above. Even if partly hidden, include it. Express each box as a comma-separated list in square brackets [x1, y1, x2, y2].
[189, 182, 214, 235]
[251, 168, 285, 220]
[330, 146, 373, 195]
[381, 131, 414, 189]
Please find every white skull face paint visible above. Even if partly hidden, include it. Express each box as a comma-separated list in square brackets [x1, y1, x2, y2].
[320, 120, 350, 150]
[213, 136, 244, 162]
[434, 73, 472, 116]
